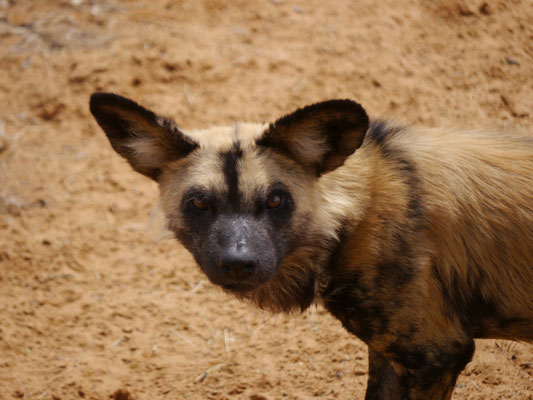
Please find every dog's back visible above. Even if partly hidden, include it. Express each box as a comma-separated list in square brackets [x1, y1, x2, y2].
[404, 126, 533, 340]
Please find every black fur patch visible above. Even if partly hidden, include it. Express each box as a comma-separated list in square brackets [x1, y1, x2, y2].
[432, 265, 500, 337]
[321, 229, 386, 341]
[394, 157, 424, 224]
[221, 141, 243, 211]
[264, 183, 295, 227]
[387, 340, 474, 392]
[324, 268, 391, 343]
[375, 261, 414, 289]
[366, 120, 402, 146]
[370, 122, 425, 230]
[297, 270, 319, 312]
[176, 187, 218, 254]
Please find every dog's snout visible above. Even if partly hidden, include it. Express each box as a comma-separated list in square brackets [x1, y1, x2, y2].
[218, 246, 257, 280]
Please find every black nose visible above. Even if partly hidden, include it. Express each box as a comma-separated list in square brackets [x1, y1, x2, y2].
[219, 247, 257, 281]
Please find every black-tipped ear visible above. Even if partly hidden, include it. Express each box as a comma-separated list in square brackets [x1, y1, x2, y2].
[89, 92, 198, 180]
[257, 99, 369, 176]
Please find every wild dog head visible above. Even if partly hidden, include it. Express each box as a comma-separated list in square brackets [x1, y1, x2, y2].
[89, 93, 369, 312]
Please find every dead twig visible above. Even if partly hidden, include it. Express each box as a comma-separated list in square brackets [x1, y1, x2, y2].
[194, 362, 226, 383]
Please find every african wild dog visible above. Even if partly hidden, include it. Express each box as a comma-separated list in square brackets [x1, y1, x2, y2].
[90, 92, 533, 400]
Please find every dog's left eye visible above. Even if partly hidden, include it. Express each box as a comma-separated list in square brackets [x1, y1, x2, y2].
[191, 197, 209, 210]
[266, 193, 282, 209]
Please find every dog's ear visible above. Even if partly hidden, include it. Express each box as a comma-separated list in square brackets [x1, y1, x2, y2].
[89, 93, 197, 181]
[257, 100, 369, 176]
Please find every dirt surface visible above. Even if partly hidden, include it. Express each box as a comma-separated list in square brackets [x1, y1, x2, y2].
[1, 0, 532, 399]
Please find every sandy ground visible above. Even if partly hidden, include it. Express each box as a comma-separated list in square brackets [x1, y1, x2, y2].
[0, 0, 532, 399]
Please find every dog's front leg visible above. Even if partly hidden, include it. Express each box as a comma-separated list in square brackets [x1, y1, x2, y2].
[364, 348, 401, 400]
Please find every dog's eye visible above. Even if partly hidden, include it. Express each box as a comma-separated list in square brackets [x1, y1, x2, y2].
[192, 197, 209, 210]
[266, 193, 282, 209]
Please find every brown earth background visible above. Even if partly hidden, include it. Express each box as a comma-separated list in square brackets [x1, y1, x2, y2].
[0, 0, 532, 399]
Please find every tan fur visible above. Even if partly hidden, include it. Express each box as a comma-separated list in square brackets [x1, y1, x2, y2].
[182, 122, 269, 151]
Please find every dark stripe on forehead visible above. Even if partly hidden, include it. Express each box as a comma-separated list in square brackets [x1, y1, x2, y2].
[222, 141, 243, 210]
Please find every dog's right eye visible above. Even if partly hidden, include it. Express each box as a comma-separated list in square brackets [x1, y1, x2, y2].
[191, 197, 209, 210]
[266, 193, 282, 209]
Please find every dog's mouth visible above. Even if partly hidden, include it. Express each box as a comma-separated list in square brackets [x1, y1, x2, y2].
[222, 282, 258, 293]
[197, 256, 279, 295]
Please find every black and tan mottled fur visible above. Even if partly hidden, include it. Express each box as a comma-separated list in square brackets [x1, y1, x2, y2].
[90, 92, 533, 400]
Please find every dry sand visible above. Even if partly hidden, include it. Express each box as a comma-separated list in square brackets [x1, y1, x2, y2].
[0, 0, 532, 399]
